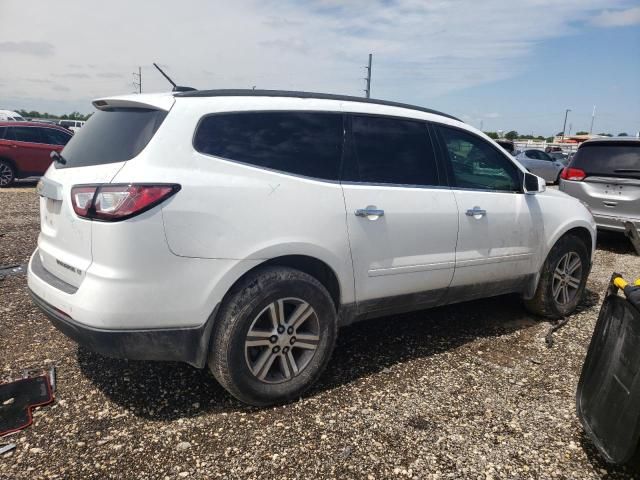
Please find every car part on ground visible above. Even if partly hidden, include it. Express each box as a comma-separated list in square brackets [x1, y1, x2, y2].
[560, 137, 640, 232]
[26, 89, 596, 405]
[577, 274, 640, 466]
[0, 373, 54, 436]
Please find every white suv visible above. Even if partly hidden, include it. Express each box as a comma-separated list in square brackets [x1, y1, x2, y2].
[28, 90, 596, 406]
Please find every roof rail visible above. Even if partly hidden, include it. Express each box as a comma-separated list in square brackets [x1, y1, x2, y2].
[174, 89, 460, 121]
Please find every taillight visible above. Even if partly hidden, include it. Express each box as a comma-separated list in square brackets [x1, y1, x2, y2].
[70, 184, 180, 221]
[560, 167, 586, 181]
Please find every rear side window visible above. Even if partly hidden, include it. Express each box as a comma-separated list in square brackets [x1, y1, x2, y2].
[194, 111, 344, 181]
[41, 128, 72, 146]
[345, 115, 438, 186]
[571, 143, 640, 178]
[0, 127, 5, 139]
[6, 126, 44, 143]
[58, 108, 167, 168]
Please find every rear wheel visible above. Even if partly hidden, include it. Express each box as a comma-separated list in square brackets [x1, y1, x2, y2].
[0, 160, 15, 187]
[524, 234, 590, 319]
[208, 266, 337, 406]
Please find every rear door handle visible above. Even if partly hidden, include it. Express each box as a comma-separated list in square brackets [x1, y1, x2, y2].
[465, 206, 487, 218]
[355, 207, 384, 218]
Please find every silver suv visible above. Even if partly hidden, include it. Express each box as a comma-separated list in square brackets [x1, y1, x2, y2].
[560, 137, 640, 232]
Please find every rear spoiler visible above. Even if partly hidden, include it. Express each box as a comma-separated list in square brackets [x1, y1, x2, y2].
[92, 94, 175, 112]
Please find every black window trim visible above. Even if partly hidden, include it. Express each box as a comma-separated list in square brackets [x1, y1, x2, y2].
[192, 109, 347, 184]
[432, 122, 525, 194]
[341, 111, 447, 190]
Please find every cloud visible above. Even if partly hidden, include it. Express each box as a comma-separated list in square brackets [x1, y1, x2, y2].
[96, 72, 124, 78]
[52, 84, 71, 92]
[591, 6, 640, 27]
[0, 41, 54, 57]
[52, 73, 91, 79]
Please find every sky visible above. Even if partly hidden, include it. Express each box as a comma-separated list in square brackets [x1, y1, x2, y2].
[1, 0, 638, 137]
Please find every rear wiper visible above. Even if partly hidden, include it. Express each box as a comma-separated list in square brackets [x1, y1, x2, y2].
[614, 169, 640, 173]
[50, 150, 66, 165]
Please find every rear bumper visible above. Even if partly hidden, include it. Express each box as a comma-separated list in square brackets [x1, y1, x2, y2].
[30, 289, 217, 368]
[593, 214, 640, 232]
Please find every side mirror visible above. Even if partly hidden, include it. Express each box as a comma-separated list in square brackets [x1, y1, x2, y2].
[524, 172, 546, 194]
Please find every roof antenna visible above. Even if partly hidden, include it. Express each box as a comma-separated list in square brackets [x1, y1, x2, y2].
[153, 63, 196, 92]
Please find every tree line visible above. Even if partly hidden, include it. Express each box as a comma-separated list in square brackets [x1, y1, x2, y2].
[484, 130, 629, 142]
[15, 110, 92, 121]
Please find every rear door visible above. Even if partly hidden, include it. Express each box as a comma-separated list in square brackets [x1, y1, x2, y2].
[341, 114, 459, 316]
[36, 107, 168, 287]
[570, 142, 640, 221]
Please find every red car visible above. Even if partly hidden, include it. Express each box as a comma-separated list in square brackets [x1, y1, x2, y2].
[0, 121, 73, 187]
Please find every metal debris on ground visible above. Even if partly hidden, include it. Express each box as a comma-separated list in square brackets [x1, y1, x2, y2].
[624, 221, 640, 256]
[545, 317, 570, 348]
[0, 444, 16, 455]
[0, 264, 26, 280]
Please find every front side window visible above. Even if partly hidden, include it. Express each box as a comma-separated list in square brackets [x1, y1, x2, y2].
[346, 115, 439, 186]
[41, 128, 72, 146]
[194, 111, 344, 181]
[6, 126, 44, 144]
[439, 125, 521, 192]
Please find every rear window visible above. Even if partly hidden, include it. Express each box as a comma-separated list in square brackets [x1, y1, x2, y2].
[571, 143, 640, 178]
[193, 111, 344, 181]
[57, 108, 167, 168]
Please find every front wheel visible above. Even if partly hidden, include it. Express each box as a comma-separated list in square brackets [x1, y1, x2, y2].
[524, 234, 590, 319]
[208, 266, 337, 406]
[0, 160, 15, 187]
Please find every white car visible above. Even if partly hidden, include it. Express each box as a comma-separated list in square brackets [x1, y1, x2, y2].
[515, 149, 565, 183]
[57, 119, 85, 133]
[0, 109, 26, 121]
[28, 90, 596, 406]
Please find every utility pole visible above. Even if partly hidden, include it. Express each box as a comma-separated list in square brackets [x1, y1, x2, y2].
[589, 105, 596, 135]
[561, 109, 571, 142]
[364, 53, 372, 98]
[132, 66, 142, 93]
[480, 120, 483, 131]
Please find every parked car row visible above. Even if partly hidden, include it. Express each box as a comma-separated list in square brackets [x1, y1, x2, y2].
[0, 122, 72, 186]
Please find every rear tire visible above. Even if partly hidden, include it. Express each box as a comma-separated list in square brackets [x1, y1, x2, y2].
[208, 266, 337, 406]
[0, 160, 15, 187]
[524, 234, 590, 319]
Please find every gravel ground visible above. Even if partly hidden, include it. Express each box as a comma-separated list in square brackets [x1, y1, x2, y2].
[1, 185, 640, 479]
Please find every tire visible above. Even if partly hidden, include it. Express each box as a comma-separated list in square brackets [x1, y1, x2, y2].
[208, 266, 337, 406]
[0, 160, 15, 187]
[524, 234, 590, 319]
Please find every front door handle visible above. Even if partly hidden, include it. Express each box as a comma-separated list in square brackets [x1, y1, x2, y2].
[355, 207, 385, 218]
[465, 206, 487, 218]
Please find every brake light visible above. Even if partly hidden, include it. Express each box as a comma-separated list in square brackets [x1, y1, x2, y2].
[560, 168, 586, 181]
[70, 184, 180, 221]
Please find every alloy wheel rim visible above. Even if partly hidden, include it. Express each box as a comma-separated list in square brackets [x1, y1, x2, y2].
[0, 164, 12, 186]
[552, 252, 582, 306]
[244, 298, 320, 384]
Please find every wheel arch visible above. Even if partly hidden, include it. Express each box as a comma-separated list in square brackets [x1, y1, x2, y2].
[524, 224, 595, 300]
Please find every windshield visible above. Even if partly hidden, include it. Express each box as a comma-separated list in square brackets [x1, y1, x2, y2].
[57, 108, 167, 168]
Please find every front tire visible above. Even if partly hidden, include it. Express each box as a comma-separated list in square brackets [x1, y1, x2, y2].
[208, 266, 337, 406]
[524, 234, 590, 319]
[0, 160, 15, 187]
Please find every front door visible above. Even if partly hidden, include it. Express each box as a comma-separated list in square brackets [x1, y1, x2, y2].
[435, 125, 539, 299]
[341, 114, 459, 316]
